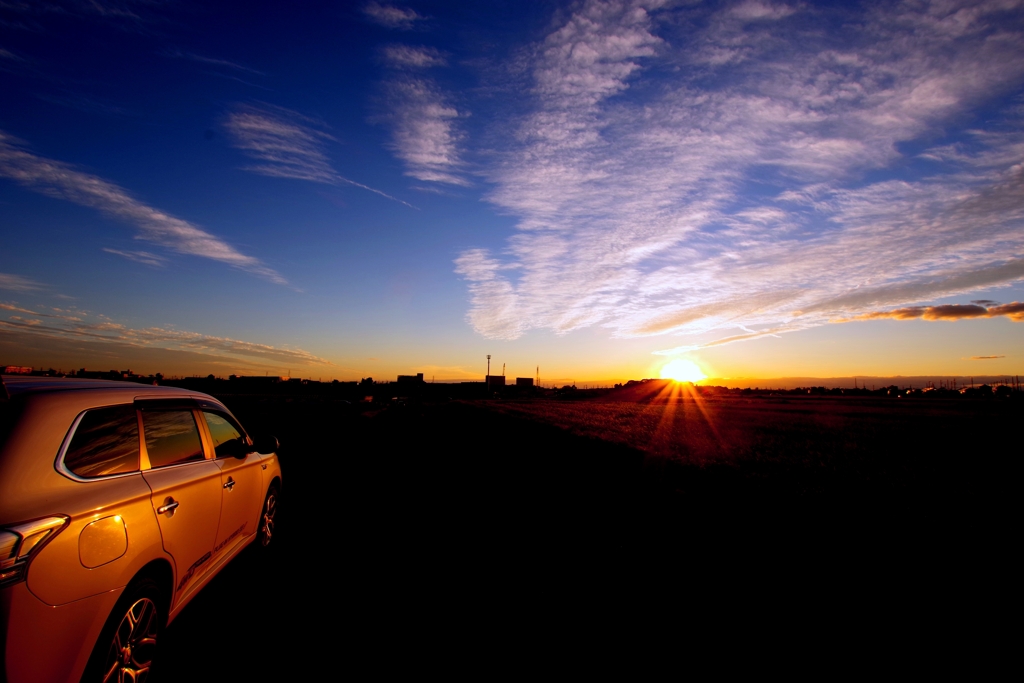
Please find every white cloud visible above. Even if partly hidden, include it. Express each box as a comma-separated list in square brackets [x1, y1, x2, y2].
[730, 1, 795, 21]
[382, 78, 468, 185]
[0, 273, 42, 292]
[0, 130, 286, 284]
[225, 104, 416, 205]
[103, 248, 167, 267]
[0, 312, 332, 366]
[363, 2, 423, 30]
[382, 45, 446, 69]
[458, 0, 1024, 348]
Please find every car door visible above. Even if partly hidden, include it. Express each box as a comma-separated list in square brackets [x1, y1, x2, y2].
[201, 410, 264, 559]
[138, 401, 222, 602]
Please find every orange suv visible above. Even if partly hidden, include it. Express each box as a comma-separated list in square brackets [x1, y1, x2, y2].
[0, 376, 282, 682]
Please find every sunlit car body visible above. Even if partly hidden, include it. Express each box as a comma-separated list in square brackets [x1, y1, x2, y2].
[0, 376, 282, 682]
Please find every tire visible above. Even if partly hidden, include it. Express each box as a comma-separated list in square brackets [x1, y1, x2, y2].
[258, 485, 279, 548]
[82, 576, 165, 683]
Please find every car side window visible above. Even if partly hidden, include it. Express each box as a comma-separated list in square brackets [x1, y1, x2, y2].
[142, 410, 205, 468]
[64, 405, 140, 478]
[202, 411, 248, 458]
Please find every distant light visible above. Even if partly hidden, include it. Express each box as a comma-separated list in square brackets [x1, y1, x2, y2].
[660, 359, 706, 383]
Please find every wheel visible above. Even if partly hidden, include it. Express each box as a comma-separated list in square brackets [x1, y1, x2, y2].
[83, 577, 164, 683]
[258, 485, 279, 548]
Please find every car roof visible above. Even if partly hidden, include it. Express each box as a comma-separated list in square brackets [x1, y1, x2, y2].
[1, 375, 199, 400]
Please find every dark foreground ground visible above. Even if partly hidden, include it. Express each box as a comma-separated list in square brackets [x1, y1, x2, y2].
[152, 396, 1018, 678]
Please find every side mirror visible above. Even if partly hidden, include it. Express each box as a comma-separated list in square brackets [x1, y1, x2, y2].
[251, 435, 279, 455]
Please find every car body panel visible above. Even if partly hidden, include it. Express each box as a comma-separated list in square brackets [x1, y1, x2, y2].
[1, 580, 122, 683]
[25, 473, 162, 607]
[213, 453, 264, 555]
[142, 461, 223, 605]
[0, 376, 284, 683]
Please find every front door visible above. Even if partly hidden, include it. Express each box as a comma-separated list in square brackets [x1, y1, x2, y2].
[140, 406, 221, 603]
[202, 411, 265, 559]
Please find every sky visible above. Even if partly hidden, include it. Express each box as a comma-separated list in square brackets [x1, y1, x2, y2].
[1, 0, 1022, 383]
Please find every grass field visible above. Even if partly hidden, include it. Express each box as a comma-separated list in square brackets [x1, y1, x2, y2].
[482, 392, 1016, 498]
[147, 390, 1015, 679]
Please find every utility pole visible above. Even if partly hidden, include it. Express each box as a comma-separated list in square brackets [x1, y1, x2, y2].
[486, 355, 491, 394]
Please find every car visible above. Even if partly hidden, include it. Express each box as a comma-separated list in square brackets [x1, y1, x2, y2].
[0, 375, 282, 682]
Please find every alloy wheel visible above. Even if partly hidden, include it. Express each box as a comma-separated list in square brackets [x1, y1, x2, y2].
[102, 597, 158, 683]
[260, 491, 277, 547]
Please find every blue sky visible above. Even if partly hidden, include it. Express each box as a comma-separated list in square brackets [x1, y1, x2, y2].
[1, 0, 1022, 382]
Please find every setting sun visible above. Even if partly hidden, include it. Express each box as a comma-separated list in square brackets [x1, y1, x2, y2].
[660, 359, 707, 383]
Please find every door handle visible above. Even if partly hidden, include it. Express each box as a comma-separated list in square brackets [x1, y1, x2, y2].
[223, 477, 236, 491]
[157, 499, 179, 515]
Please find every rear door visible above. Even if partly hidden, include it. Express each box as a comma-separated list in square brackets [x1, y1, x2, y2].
[138, 401, 222, 601]
[200, 410, 264, 559]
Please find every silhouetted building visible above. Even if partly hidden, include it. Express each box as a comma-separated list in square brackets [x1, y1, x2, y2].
[485, 375, 505, 389]
[229, 375, 282, 385]
[396, 373, 424, 384]
[515, 377, 534, 388]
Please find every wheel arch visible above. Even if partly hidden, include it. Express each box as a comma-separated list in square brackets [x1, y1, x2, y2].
[130, 558, 174, 617]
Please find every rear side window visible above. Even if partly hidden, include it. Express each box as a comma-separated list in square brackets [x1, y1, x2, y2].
[203, 412, 247, 458]
[143, 410, 205, 468]
[64, 405, 140, 478]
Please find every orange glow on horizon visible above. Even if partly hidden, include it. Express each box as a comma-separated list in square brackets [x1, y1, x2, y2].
[660, 359, 707, 383]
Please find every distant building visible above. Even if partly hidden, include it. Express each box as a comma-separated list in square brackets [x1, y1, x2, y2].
[485, 375, 505, 389]
[229, 375, 283, 385]
[515, 377, 534, 387]
[396, 373, 424, 384]
[76, 368, 135, 380]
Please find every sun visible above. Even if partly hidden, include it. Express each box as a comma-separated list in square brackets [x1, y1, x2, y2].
[660, 358, 707, 383]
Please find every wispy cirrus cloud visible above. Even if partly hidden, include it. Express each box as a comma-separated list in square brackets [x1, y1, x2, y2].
[381, 45, 446, 69]
[381, 78, 468, 185]
[167, 50, 263, 74]
[0, 0, 157, 27]
[0, 273, 43, 292]
[363, 2, 423, 30]
[0, 310, 332, 367]
[0, 131, 286, 284]
[103, 248, 167, 267]
[35, 92, 128, 116]
[0, 302, 81, 321]
[224, 104, 415, 205]
[376, 41, 466, 186]
[457, 0, 1024, 349]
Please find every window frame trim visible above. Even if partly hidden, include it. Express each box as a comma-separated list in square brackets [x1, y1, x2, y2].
[54, 404, 145, 483]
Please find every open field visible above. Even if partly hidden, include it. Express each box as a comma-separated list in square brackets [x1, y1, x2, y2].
[149, 392, 1018, 678]
[483, 392, 1017, 498]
